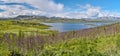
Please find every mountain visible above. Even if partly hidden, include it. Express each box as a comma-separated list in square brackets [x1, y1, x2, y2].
[13, 15, 49, 19]
[0, 15, 120, 22]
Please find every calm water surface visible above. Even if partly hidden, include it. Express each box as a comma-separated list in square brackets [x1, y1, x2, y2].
[43, 22, 111, 32]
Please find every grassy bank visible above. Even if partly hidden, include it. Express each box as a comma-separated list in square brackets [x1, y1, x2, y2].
[0, 20, 120, 56]
[0, 20, 57, 36]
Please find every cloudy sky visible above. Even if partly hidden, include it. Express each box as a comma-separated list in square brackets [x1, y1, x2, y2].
[0, 0, 120, 18]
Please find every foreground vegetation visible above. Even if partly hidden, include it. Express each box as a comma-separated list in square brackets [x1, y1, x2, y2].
[0, 20, 120, 56]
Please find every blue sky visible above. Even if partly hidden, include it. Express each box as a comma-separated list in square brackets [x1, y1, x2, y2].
[0, 0, 120, 18]
[54, 0, 120, 11]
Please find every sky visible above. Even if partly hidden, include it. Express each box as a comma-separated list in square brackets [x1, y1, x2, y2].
[0, 0, 120, 18]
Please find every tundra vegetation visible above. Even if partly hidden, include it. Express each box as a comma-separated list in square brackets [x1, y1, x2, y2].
[0, 19, 120, 56]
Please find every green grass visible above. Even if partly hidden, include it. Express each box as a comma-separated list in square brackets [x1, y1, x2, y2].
[0, 20, 120, 56]
[41, 34, 120, 56]
[0, 20, 57, 36]
[0, 33, 120, 56]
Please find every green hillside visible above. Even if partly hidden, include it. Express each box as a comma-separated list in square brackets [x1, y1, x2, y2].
[0, 20, 120, 56]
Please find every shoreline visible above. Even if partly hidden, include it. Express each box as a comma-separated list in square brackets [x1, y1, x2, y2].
[51, 22, 120, 40]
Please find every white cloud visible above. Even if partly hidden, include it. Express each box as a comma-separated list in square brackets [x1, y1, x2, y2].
[85, 4, 101, 17]
[3, 0, 64, 12]
[0, 0, 120, 19]
[56, 4, 120, 19]
[0, 0, 64, 18]
[52, 4, 101, 19]
[99, 11, 120, 17]
[0, 5, 47, 17]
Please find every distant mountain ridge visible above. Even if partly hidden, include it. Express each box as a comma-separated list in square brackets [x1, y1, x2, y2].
[14, 15, 120, 20]
[0, 15, 120, 21]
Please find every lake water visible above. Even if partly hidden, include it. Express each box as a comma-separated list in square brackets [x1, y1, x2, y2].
[43, 22, 111, 32]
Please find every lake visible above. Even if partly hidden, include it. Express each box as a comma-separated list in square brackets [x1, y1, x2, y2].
[43, 22, 111, 32]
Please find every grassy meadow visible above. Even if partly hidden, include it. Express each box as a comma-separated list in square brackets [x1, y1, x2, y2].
[0, 19, 120, 56]
[0, 20, 58, 36]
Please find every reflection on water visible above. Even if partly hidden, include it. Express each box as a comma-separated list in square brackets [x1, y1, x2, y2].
[43, 22, 111, 32]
